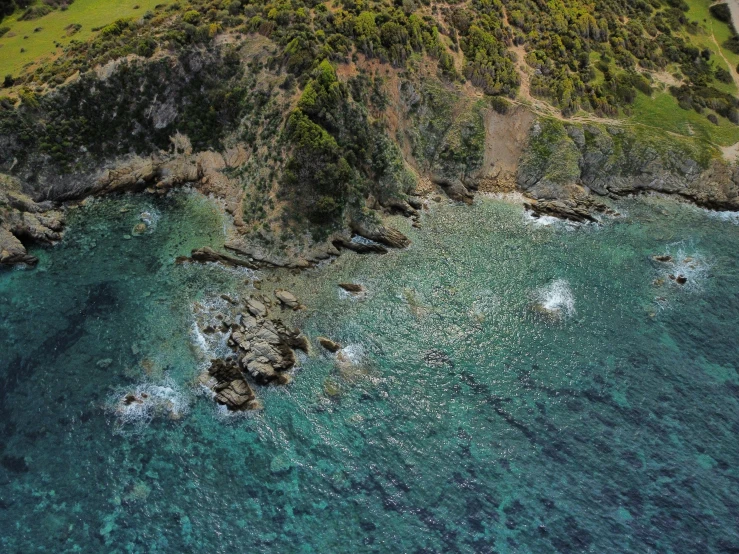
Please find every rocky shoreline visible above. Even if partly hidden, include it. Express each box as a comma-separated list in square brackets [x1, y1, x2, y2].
[5, 118, 739, 271]
[192, 285, 363, 411]
[0, 181, 64, 267]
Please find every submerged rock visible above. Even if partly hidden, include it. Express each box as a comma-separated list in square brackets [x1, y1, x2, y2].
[654, 255, 672, 263]
[669, 274, 688, 285]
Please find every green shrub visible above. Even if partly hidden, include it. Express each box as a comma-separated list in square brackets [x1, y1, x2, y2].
[183, 10, 201, 24]
[490, 95, 510, 114]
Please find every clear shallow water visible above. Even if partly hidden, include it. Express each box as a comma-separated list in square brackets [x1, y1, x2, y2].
[0, 192, 738, 553]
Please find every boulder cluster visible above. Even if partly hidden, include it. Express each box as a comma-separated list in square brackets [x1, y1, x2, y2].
[199, 293, 308, 411]
[230, 298, 308, 385]
[0, 186, 64, 267]
[199, 358, 260, 412]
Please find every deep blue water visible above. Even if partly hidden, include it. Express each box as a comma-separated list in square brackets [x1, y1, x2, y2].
[0, 191, 738, 553]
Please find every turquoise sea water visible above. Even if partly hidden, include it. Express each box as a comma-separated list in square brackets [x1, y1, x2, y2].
[1, 191, 738, 553]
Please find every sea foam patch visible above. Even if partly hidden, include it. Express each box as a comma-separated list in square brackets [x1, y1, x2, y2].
[532, 279, 576, 319]
[652, 247, 710, 293]
[107, 376, 190, 433]
[190, 295, 240, 362]
[703, 209, 739, 225]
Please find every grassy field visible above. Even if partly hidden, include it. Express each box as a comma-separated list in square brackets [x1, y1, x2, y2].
[682, 0, 739, 95]
[0, 0, 170, 79]
[629, 91, 739, 147]
[624, 0, 739, 148]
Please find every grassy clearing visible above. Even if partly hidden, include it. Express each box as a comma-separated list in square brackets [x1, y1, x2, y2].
[629, 91, 739, 147]
[0, 0, 170, 79]
[682, 0, 739, 93]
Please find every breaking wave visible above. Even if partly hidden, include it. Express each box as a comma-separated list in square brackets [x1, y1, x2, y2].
[534, 279, 576, 319]
[653, 246, 710, 293]
[107, 376, 190, 433]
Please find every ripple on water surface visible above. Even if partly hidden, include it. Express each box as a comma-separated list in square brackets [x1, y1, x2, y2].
[0, 193, 738, 552]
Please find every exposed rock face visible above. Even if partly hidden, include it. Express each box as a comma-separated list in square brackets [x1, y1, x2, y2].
[0, 185, 64, 268]
[275, 290, 300, 309]
[517, 119, 739, 219]
[200, 358, 260, 411]
[227, 309, 308, 386]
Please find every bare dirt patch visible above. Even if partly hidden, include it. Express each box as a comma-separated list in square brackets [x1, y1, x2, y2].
[478, 104, 535, 192]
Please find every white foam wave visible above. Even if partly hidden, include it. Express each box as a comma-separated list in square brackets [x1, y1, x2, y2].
[351, 235, 381, 247]
[480, 192, 527, 204]
[337, 344, 366, 364]
[703, 209, 739, 225]
[534, 279, 575, 318]
[654, 247, 710, 292]
[202, 261, 257, 279]
[108, 376, 190, 433]
[190, 295, 240, 361]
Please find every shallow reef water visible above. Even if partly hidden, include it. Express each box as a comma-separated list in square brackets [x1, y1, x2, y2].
[1, 191, 738, 553]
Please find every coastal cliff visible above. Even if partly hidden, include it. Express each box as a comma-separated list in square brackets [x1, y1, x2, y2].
[3, 0, 739, 266]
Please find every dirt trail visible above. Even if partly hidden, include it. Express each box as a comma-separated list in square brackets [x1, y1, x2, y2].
[501, 8, 624, 127]
[710, 20, 739, 92]
[507, 42, 624, 126]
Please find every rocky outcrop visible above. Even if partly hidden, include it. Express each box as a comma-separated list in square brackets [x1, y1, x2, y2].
[350, 220, 410, 249]
[517, 118, 739, 220]
[318, 337, 342, 352]
[332, 236, 389, 254]
[178, 247, 258, 269]
[275, 290, 300, 310]
[199, 358, 261, 411]
[227, 308, 308, 385]
[683, 160, 739, 210]
[246, 297, 267, 317]
[523, 195, 616, 223]
[338, 283, 365, 293]
[0, 228, 38, 266]
[430, 176, 475, 204]
[0, 185, 64, 268]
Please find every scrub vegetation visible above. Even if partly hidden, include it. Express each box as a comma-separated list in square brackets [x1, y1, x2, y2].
[2, 0, 739, 239]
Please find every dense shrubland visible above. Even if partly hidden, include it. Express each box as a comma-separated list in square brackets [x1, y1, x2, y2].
[1, 0, 739, 240]
[4, 0, 739, 123]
